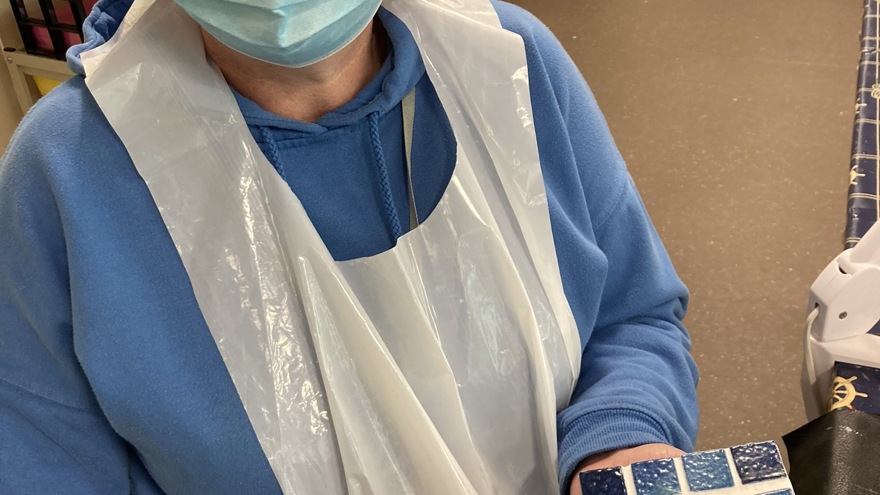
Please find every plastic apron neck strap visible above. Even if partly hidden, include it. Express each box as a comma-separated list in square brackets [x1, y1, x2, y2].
[402, 88, 418, 231]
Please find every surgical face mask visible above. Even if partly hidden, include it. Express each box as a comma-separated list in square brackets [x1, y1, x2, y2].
[173, 0, 383, 67]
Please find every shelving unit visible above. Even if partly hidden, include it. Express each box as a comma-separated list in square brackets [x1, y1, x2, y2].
[1, 1, 76, 114]
[3, 46, 72, 112]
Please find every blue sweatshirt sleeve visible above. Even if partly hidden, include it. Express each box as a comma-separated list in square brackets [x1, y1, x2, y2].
[555, 177, 699, 489]
[0, 101, 134, 494]
[493, 3, 699, 491]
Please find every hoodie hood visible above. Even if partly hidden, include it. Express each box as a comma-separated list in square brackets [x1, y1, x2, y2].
[68, 0, 426, 130]
[67, 0, 132, 75]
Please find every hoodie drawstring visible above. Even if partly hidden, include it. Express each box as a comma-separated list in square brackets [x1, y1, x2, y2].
[259, 126, 288, 183]
[368, 111, 405, 239]
[258, 111, 408, 241]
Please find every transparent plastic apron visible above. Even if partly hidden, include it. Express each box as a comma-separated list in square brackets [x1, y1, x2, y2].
[82, 0, 581, 492]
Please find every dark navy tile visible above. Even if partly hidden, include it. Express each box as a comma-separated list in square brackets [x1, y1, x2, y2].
[730, 441, 786, 484]
[579, 467, 626, 495]
[631, 458, 680, 495]
[682, 450, 734, 491]
[832, 362, 880, 413]
[759, 490, 793, 495]
[869, 319, 880, 337]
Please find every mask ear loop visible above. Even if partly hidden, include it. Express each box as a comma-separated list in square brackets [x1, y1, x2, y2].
[402, 88, 418, 231]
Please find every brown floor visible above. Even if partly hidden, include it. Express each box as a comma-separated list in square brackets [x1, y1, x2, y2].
[507, 0, 862, 456]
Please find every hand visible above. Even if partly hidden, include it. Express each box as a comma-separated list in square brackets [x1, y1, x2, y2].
[569, 443, 686, 495]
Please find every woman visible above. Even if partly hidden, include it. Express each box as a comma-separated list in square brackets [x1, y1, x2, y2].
[0, 0, 698, 493]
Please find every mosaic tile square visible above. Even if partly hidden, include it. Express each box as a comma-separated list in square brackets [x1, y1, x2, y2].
[730, 441, 786, 484]
[830, 361, 880, 413]
[631, 458, 680, 495]
[579, 467, 626, 495]
[578, 441, 793, 495]
[681, 450, 734, 491]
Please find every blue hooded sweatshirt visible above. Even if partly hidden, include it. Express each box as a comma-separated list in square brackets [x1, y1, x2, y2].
[0, 1, 698, 493]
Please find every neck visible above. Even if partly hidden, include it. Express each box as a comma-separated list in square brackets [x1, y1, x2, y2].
[202, 21, 388, 123]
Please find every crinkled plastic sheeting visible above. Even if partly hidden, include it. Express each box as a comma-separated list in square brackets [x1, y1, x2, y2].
[82, 0, 581, 493]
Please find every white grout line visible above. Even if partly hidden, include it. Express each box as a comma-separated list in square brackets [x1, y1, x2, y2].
[672, 456, 691, 494]
[621, 464, 637, 495]
[874, 0, 878, 219]
[725, 448, 743, 487]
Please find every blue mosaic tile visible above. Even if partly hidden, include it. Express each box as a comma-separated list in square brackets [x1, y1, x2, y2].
[631, 458, 680, 495]
[759, 490, 793, 495]
[730, 441, 786, 484]
[832, 361, 880, 413]
[682, 450, 734, 491]
[579, 467, 626, 495]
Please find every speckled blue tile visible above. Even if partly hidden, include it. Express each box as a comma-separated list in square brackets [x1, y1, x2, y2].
[682, 450, 734, 491]
[730, 441, 786, 484]
[579, 467, 626, 495]
[576, 442, 793, 495]
[631, 458, 680, 495]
